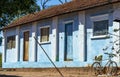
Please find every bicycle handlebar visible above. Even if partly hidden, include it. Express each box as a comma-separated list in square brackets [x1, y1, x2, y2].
[104, 52, 117, 58]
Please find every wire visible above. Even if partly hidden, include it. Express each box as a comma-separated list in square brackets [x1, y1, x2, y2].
[34, 37, 64, 77]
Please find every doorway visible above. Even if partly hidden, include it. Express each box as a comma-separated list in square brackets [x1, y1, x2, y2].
[64, 22, 73, 61]
[23, 31, 29, 61]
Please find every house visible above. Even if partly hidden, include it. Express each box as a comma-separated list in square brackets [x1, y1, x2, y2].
[2, 0, 120, 68]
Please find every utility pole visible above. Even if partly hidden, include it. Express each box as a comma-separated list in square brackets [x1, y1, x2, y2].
[34, 37, 64, 77]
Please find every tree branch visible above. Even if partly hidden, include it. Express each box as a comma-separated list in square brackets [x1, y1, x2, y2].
[65, 0, 67, 3]
[58, 0, 64, 4]
[40, 0, 50, 9]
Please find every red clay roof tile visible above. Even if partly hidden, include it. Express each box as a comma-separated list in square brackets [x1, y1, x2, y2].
[3, 0, 120, 30]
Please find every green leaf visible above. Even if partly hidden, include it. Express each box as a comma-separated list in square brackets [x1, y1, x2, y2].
[0, 0, 40, 27]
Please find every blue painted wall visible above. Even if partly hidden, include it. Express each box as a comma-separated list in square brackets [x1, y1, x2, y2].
[85, 5, 113, 64]
[19, 24, 32, 62]
[37, 19, 52, 62]
[58, 12, 79, 62]
[2, 4, 120, 68]
[5, 28, 18, 62]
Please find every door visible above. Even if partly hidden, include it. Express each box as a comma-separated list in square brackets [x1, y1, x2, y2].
[64, 22, 73, 61]
[23, 31, 29, 61]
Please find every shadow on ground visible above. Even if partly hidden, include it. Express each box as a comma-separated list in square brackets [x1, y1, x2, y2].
[0, 75, 21, 77]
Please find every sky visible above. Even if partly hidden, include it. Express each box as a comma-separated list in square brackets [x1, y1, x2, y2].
[44, 0, 62, 5]
[37, 0, 71, 8]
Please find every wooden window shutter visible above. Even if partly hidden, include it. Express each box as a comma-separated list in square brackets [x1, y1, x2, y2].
[40, 27, 49, 42]
[12, 36, 15, 48]
[7, 35, 16, 49]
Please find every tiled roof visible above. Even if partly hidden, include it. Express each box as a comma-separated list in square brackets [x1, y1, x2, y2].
[3, 0, 120, 30]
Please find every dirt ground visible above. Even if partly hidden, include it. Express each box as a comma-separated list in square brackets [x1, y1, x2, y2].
[0, 71, 120, 77]
[0, 71, 90, 77]
[0, 67, 120, 77]
[0, 67, 90, 77]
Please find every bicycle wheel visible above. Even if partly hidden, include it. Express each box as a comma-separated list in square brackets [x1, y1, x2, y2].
[91, 62, 101, 75]
[106, 61, 118, 76]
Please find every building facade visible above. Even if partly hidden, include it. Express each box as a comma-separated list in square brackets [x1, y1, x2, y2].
[2, 0, 120, 68]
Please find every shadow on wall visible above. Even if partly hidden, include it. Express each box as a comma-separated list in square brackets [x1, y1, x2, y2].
[0, 75, 21, 77]
[0, 54, 2, 67]
[0, 37, 2, 46]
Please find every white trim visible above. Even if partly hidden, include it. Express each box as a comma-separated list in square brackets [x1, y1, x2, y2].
[16, 26, 20, 61]
[91, 14, 109, 21]
[113, 21, 120, 63]
[40, 41, 51, 44]
[40, 25, 50, 29]
[52, 17, 58, 61]
[22, 29, 30, 33]
[78, 11, 85, 61]
[40, 41, 50, 44]
[91, 35, 110, 39]
[3, 30, 6, 62]
[64, 20, 74, 24]
[32, 22, 37, 62]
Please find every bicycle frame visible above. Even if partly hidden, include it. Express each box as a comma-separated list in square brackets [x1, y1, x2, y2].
[98, 56, 112, 70]
[101, 60, 112, 69]
[92, 53, 118, 75]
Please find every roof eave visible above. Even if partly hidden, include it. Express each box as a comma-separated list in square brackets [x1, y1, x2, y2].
[2, 0, 120, 30]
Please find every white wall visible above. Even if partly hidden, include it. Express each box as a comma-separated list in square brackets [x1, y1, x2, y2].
[113, 3, 120, 63]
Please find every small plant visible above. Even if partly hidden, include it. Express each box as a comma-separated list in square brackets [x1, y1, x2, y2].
[102, 28, 120, 54]
[94, 55, 103, 61]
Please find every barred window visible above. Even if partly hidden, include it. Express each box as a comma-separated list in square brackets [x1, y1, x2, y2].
[93, 20, 108, 36]
[40, 27, 49, 42]
[7, 35, 16, 49]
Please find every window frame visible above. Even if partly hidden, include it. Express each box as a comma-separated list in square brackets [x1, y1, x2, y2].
[6, 35, 16, 49]
[93, 20, 109, 36]
[40, 26, 50, 44]
[90, 14, 110, 39]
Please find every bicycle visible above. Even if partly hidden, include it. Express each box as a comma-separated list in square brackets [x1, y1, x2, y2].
[91, 52, 118, 76]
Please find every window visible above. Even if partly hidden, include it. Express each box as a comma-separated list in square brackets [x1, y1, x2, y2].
[93, 20, 108, 36]
[7, 35, 15, 49]
[40, 27, 49, 42]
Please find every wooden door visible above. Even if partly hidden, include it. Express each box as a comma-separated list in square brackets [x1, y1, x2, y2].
[64, 22, 73, 61]
[23, 31, 29, 61]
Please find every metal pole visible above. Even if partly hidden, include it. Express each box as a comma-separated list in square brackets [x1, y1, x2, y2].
[34, 37, 64, 77]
